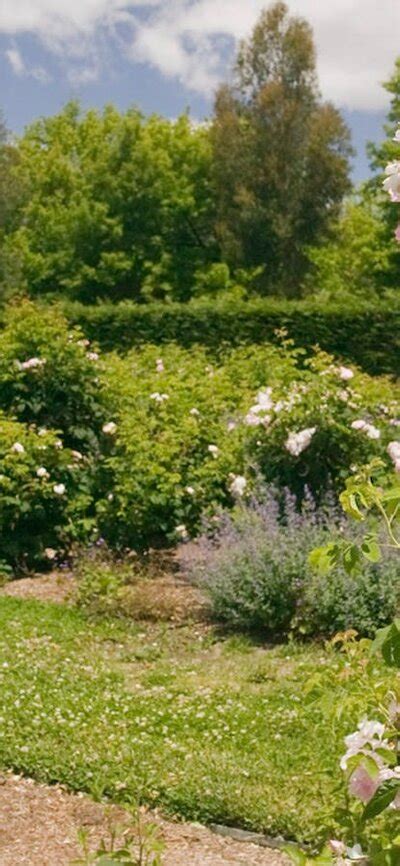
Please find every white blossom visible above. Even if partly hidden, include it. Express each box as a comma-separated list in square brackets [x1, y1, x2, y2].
[38, 428, 47, 437]
[102, 422, 117, 435]
[383, 161, 400, 202]
[285, 427, 316, 457]
[229, 475, 247, 496]
[71, 450, 83, 461]
[227, 421, 237, 432]
[150, 392, 169, 403]
[393, 127, 400, 143]
[36, 467, 49, 479]
[338, 366, 354, 381]
[340, 719, 385, 770]
[175, 524, 188, 539]
[19, 357, 46, 371]
[185, 486, 195, 495]
[44, 548, 57, 560]
[11, 442, 25, 454]
[53, 483, 66, 496]
[388, 440, 400, 472]
[155, 358, 164, 373]
[351, 419, 380, 439]
[87, 352, 99, 361]
[190, 408, 200, 417]
[245, 412, 263, 427]
[256, 387, 274, 411]
[207, 444, 219, 458]
[365, 425, 380, 440]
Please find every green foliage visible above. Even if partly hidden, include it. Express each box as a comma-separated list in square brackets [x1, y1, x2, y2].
[95, 337, 399, 548]
[211, 1, 352, 295]
[75, 545, 134, 616]
[63, 298, 400, 377]
[97, 342, 261, 548]
[186, 493, 399, 638]
[74, 813, 165, 865]
[366, 58, 400, 288]
[0, 300, 106, 452]
[4, 103, 216, 303]
[0, 595, 397, 845]
[299, 562, 400, 638]
[0, 301, 397, 556]
[0, 413, 92, 568]
[305, 201, 392, 302]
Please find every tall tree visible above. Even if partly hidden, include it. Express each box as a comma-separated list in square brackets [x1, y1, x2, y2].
[211, 1, 352, 296]
[365, 59, 400, 288]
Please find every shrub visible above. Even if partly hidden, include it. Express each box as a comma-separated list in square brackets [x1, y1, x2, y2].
[97, 341, 299, 548]
[96, 339, 399, 548]
[298, 564, 400, 637]
[74, 543, 134, 616]
[63, 298, 400, 377]
[0, 300, 106, 452]
[184, 491, 400, 638]
[0, 413, 93, 568]
[240, 344, 400, 500]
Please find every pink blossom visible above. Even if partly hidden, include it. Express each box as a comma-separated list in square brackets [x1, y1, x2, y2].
[338, 366, 354, 381]
[349, 765, 379, 803]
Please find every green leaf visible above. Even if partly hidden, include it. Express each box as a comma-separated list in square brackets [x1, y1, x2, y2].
[361, 535, 381, 563]
[340, 490, 365, 521]
[283, 843, 308, 866]
[308, 543, 339, 574]
[343, 543, 361, 574]
[373, 621, 400, 668]
[362, 779, 400, 822]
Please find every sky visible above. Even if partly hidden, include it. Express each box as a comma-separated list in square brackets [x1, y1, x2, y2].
[0, 0, 399, 182]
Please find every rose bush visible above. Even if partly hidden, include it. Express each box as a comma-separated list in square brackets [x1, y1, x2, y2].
[0, 412, 93, 568]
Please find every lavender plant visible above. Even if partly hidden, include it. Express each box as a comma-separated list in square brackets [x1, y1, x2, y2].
[183, 488, 399, 638]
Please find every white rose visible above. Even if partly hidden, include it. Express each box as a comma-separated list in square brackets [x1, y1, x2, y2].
[285, 427, 316, 457]
[207, 444, 219, 458]
[11, 442, 25, 454]
[36, 467, 49, 479]
[229, 475, 247, 496]
[53, 483, 66, 496]
[338, 366, 354, 381]
[102, 422, 117, 435]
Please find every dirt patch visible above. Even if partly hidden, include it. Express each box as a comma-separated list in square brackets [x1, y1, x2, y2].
[1, 567, 207, 624]
[122, 576, 208, 623]
[0, 773, 288, 866]
[1, 573, 76, 604]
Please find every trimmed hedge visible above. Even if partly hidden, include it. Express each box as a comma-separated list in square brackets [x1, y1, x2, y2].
[62, 299, 400, 375]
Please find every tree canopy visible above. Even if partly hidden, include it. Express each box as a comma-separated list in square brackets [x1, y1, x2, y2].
[211, 1, 352, 296]
[4, 103, 216, 303]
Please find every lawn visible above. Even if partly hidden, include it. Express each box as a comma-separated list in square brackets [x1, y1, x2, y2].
[0, 595, 393, 846]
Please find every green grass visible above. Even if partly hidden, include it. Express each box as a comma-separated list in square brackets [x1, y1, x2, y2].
[0, 596, 393, 845]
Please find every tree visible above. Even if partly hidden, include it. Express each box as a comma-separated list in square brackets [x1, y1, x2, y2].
[304, 199, 392, 301]
[5, 102, 217, 302]
[0, 112, 26, 300]
[211, 1, 352, 296]
[365, 58, 400, 289]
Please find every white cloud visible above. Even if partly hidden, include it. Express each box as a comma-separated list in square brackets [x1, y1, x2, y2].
[5, 46, 25, 75]
[0, 0, 399, 109]
[5, 43, 50, 81]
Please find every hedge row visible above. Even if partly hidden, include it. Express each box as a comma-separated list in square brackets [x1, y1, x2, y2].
[63, 299, 400, 376]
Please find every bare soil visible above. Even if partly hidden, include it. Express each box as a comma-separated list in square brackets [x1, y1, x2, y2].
[0, 773, 288, 866]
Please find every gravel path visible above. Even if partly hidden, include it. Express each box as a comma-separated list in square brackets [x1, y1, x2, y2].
[0, 773, 288, 866]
